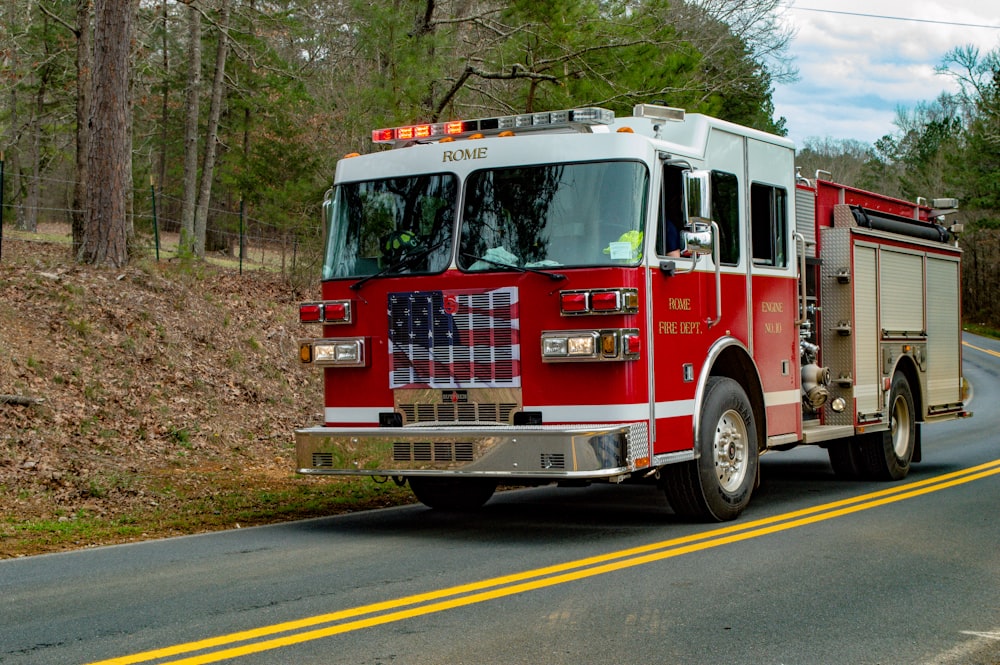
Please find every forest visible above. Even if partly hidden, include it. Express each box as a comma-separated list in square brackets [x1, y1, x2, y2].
[1, 0, 999, 326]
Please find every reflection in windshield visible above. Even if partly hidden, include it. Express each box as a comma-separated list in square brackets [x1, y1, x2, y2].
[460, 161, 648, 270]
[322, 174, 456, 280]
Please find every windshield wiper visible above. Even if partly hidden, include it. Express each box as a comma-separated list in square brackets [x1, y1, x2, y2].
[462, 253, 566, 281]
[350, 240, 446, 291]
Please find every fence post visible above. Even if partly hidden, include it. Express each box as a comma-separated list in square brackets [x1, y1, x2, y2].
[1, 151, 5, 263]
[150, 175, 160, 261]
[239, 199, 245, 275]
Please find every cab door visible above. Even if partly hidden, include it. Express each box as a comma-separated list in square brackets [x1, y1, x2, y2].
[648, 131, 750, 457]
[746, 138, 801, 441]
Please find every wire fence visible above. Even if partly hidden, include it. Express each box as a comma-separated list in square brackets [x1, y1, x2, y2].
[0, 163, 325, 283]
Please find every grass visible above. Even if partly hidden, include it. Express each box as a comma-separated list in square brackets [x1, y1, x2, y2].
[0, 475, 415, 558]
[963, 323, 1000, 339]
[4, 227, 73, 245]
[4, 223, 301, 273]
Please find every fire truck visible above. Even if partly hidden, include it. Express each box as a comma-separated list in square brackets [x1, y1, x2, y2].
[294, 104, 968, 521]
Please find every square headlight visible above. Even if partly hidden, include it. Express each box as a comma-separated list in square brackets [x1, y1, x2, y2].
[334, 341, 360, 362]
[542, 337, 569, 357]
[567, 335, 595, 356]
[310, 338, 366, 366]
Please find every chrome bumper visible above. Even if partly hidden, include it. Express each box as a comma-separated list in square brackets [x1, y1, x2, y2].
[294, 423, 648, 479]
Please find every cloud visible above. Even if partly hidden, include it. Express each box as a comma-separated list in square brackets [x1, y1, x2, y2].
[772, 1, 1000, 148]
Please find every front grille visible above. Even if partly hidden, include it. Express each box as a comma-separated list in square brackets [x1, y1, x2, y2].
[399, 402, 518, 424]
[387, 288, 519, 389]
[393, 441, 475, 463]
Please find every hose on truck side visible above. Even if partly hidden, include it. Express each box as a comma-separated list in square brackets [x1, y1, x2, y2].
[850, 205, 950, 243]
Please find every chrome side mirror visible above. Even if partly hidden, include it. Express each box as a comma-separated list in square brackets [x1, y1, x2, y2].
[684, 170, 712, 222]
[681, 170, 715, 257]
[682, 221, 715, 256]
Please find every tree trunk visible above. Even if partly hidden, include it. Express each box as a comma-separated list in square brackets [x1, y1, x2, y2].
[81, 0, 134, 268]
[193, 0, 231, 258]
[72, 0, 92, 256]
[179, 1, 202, 256]
[22, 12, 53, 234]
[0, 0, 24, 228]
[156, 0, 169, 200]
[22, 83, 42, 233]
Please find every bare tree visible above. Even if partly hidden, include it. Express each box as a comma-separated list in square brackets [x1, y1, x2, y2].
[155, 0, 169, 198]
[72, 0, 92, 255]
[80, 0, 134, 267]
[795, 137, 874, 188]
[0, 0, 26, 230]
[193, 0, 230, 257]
[179, 0, 202, 256]
[34, 1, 91, 248]
[691, 0, 797, 77]
[21, 6, 57, 234]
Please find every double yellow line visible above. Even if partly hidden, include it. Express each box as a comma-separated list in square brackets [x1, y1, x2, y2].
[91, 459, 1000, 665]
[964, 339, 1000, 359]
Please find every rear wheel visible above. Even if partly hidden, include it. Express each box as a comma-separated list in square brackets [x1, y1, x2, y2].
[828, 440, 864, 479]
[857, 371, 916, 480]
[407, 477, 498, 511]
[662, 377, 758, 521]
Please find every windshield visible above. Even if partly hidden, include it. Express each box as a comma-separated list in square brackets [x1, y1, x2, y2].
[322, 173, 457, 280]
[459, 161, 649, 270]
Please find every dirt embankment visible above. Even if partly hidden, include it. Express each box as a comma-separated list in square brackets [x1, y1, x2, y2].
[0, 230, 405, 558]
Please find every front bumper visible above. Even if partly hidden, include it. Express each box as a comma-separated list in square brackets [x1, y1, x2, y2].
[295, 423, 649, 479]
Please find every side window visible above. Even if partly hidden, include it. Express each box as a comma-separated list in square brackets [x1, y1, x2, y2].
[711, 171, 740, 265]
[656, 165, 685, 257]
[750, 183, 788, 267]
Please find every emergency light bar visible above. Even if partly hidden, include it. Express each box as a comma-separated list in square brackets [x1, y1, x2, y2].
[372, 107, 615, 145]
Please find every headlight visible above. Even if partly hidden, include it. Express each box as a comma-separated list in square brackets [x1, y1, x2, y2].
[540, 331, 600, 361]
[542, 337, 569, 356]
[300, 338, 367, 366]
[541, 329, 640, 363]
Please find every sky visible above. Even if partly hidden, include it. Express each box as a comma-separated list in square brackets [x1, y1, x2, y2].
[772, 1, 1000, 148]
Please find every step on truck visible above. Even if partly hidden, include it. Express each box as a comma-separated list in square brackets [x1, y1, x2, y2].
[294, 104, 970, 521]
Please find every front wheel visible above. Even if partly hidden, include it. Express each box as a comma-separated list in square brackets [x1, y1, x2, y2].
[662, 377, 759, 521]
[407, 477, 498, 511]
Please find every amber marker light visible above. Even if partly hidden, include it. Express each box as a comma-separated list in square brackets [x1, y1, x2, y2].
[299, 343, 313, 364]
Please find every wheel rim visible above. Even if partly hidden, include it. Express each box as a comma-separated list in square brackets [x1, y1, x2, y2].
[890, 393, 911, 457]
[714, 408, 749, 492]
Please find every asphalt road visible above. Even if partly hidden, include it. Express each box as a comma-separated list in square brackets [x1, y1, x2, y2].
[2, 334, 999, 665]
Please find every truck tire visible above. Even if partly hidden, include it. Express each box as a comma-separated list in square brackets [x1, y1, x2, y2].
[408, 477, 498, 511]
[827, 440, 864, 479]
[857, 371, 916, 481]
[662, 377, 758, 521]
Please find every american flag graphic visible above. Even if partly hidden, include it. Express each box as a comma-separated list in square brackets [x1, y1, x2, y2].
[387, 287, 520, 389]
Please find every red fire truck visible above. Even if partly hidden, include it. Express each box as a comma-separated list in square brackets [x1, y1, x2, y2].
[294, 104, 969, 521]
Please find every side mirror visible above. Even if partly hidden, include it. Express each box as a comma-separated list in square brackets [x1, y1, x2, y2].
[682, 171, 715, 257]
[684, 170, 712, 222]
[682, 221, 715, 256]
